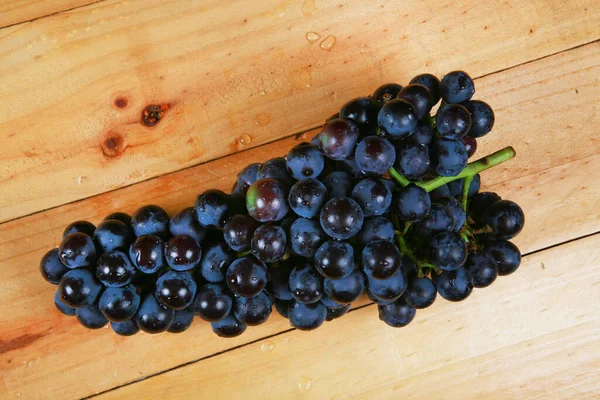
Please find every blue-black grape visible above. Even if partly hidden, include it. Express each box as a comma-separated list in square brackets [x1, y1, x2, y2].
[362, 240, 402, 280]
[198, 241, 234, 283]
[433, 267, 473, 302]
[377, 99, 418, 139]
[193, 283, 233, 322]
[322, 171, 354, 198]
[366, 267, 407, 302]
[378, 297, 416, 328]
[334, 156, 364, 178]
[288, 300, 327, 331]
[440, 70, 475, 103]
[351, 178, 392, 217]
[155, 270, 197, 310]
[323, 271, 364, 304]
[464, 100, 495, 138]
[96, 250, 135, 287]
[447, 174, 480, 198]
[289, 218, 326, 257]
[54, 290, 76, 316]
[319, 118, 360, 160]
[131, 205, 169, 238]
[430, 184, 451, 201]
[165, 235, 202, 271]
[93, 219, 133, 253]
[288, 178, 327, 218]
[372, 83, 403, 106]
[340, 97, 380, 135]
[314, 240, 355, 279]
[274, 298, 291, 319]
[413, 204, 454, 239]
[104, 212, 132, 226]
[231, 163, 261, 196]
[401, 255, 418, 279]
[59, 232, 97, 269]
[463, 136, 477, 158]
[404, 277, 436, 309]
[58, 269, 102, 308]
[410, 73, 441, 104]
[233, 291, 272, 326]
[111, 320, 140, 336]
[436, 103, 472, 140]
[251, 224, 287, 262]
[289, 263, 324, 304]
[484, 200, 525, 240]
[168, 308, 195, 333]
[40, 248, 69, 285]
[429, 231, 467, 271]
[246, 178, 290, 222]
[211, 314, 247, 338]
[286, 142, 325, 180]
[98, 284, 141, 322]
[169, 207, 206, 243]
[267, 261, 294, 300]
[63, 221, 96, 238]
[394, 143, 430, 180]
[76, 305, 109, 329]
[326, 304, 351, 321]
[437, 196, 466, 232]
[223, 214, 258, 252]
[135, 294, 174, 334]
[319, 197, 364, 240]
[431, 138, 468, 177]
[194, 190, 230, 229]
[129, 234, 165, 274]
[354, 136, 396, 175]
[397, 84, 434, 119]
[319, 293, 341, 308]
[484, 240, 521, 276]
[257, 157, 294, 187]
[411, 121, 434, 146]
[468, 192, 501, 226]
[356, 216, 395, 248]
[465, 251, 498, 288]
[395, 184, 431, 222]
[226, 256, 268, 298]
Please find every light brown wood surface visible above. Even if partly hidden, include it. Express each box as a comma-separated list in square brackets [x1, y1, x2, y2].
[0, 1, 599, 399]
[0, 0, 98, 29]
[0, 0, 599, 223]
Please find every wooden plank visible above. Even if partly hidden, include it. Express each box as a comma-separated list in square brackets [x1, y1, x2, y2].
[0, 42, 599, 400]
[1, 0, 599, 223]
[93, 234, 600, 400]
[0, 0, 98, 29]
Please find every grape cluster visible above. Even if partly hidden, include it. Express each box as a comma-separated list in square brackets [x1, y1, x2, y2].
[40, 70, 525, 337]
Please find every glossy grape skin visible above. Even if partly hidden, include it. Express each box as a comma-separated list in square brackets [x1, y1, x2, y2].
[322, 171, 354, 198]
[54, 290, 76, 316]
[76, 305, 109, 329]
[274, 299, 291, 319]
[319, 294, 341, 308]
[465, 251, 498, 288]
[334, 156, 363, 179]
[484, 200, 525, 240]
[447, 174, 481, 198]
[246, 178, 290, 222]
[129, 235, 165, 274]
[288, 300, 327, 331]
[436, 104, 472, 140]
[135, 294, 175, 334]
[193, 190, 230, 229]
[96, 250, 136, 287]
[267, 261, 294, 300]
[366, 267, 407, 302]
[354, 136, 396, 175]
[356, 216, 395, 248]
[411, 121, 434, 146]
[131, 205, 169, 238]
[58, 269, 102, 308]
[164, 235, 202, 271]
[233, 291, 272, 326]
[223, 214, 258, 252]
[430, 184, 451, 201]
[168, 308, 195, 333]
[437, 196, 466, 232]
[484, 240, 521, 276]
[198, 241, 235, 283]
[468, 192, 502, 226]
[366, 288, 395, 306]
[362, 240, 402, 280]
[397, 84, 434, 119]
[286, 142, 325, 180]
[226, 256, 268, 298]
[288, 179, 327, 218]
[323, 271, 365, 305]
[104, 212, 132, 226]
[211, 314, 247, 338]
[169, 207, 206, 243]
[413, 204, 454, 239]
[431, 138, 468, 177]
[40, 248, 69, 285]
[155, 271, 197, 310]
[410, 73, 441, 104]
[319, 197, 364, 240]
[289, 218, 326, 257]
[372, 83, 403, 106]
[257, 157, 294, 187]
[59, 232, 97, 269]
[377, 99, 418, 139]
[111, 320, 140, 336]
[404, 277, 437, 309]
[289, 263, 324, 304]
[319, 118, 361, 160]
[339, 97, 380, 135]
[440, 70, 475, 103]
[462, 136, 478, 158]
[251, 224, 287, 263]
[434, 267, 474, 302]
[93, 220, 133, 254]
[429, 231, 468, 271]
[464, 100, 495, 138]
[193, 283, 233, 322]
[378, 297, 416, 328]
[394, 143, 430, 179]
[63, 221, 96, 238]
[231, 163, 261, 196]
[395, 184, 431, 222]
[98, 285, 141, 322]
[351, 178, 392, 217]
[314, 240, 355, 279]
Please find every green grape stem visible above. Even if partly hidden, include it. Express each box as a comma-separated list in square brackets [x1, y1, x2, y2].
[461, 175, 474, 211]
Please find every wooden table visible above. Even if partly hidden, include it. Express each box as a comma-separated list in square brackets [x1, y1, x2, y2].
[1, 1, 599, 399]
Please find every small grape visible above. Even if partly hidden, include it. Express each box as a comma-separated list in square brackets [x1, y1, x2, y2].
[319, 197, 364, 240]
[165, 235, 202, 271]
[98, 285, 141, 322]
[155, 271, 197, 310]
[226, 256, 268, 298]
[63, 221, 96, 238]
[397, 84, 434, 119]
[356, 216, 395, 248]
[104, 212, 132, 226]
[168, 308, 195, 333]
[58, 269, 102, 308]
[131, 205, 169, 238]
[211, 314, 247, 338]
[409, 73, 441, 104]
[194, 190, 230, 229]
[289, 263, 324, 304]
[440, 70, 475, 103]
[251, 224, 287, 262]
[372, 83, 403, 105]
[193, 283, 233, 322]
[362, 240, 402, 280]
[468, 192, 502, 226]
[429, 231, 467, 271]
[339, 97, 380, 134]
[394, 143, 430, 180]
[484, 200, 525, 240]
[169, 207, 206, 243]
[246, 178, 290, 222]
[404, 277, 437, 309]
[40, 248, 69, 285]
[223, 214, 258, 252]
[431, 138, 468, 177]
[319, 118, 361, 160]
[413, 204, 454, 239]
[437, 196, 466, 232]
[378, 297, 416, 328]
[433, 267, 473, 302]
[288, 300, 327, 331]
[76, 305, 109, 329]
[465, 251, 498, 288]
[366, 267, 407, 302]
[233, 292, 272, 326]
[354, 136, 396, 175]
[464, 100, 495, 138]
[129, 235, 165, 274]
[436, 104, 472, 140]
[323, 271, 365, 305]
[59, 232, 97, 269]
[198, 241, 235, 283]
[484, 240, 521, 276]
[93, 219, 133, 253]
[288, 178, 327, 218]
[111, 320, 140, 336]
[394, 184, 431, 222]
[351, 178, 392, 217]
[377, 99, 418, 139]
[314, 240, 355, 279]
[289, 218, 326, 257]
[135, 294, 174, 334]
[286, 142, 325, 180]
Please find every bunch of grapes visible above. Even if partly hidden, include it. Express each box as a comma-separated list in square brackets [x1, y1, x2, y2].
[40, 70, 524, 337]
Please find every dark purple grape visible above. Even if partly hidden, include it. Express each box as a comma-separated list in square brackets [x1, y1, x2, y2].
[351, 178, 392, 217]
[433, 267, 473, 302]
[334, 156, 364, 179]
[462, 136, 477, 158]
[40, 248, 69, 285]
[286, 142, 325, 180]
[404, 277, 436, 309]
[168, 308, 195, 333]
[438, 196, 466, 232]
[464, 100, 494, 138]
[401, 255, 418, 279]
[447, 175, 480, 198]
[104, 212, 132, 226]
[377, 99, 418, 139]
[129, 235, 165, 274]
[465, 251, 498, 288]
[233, 291, 272, 326]
[246, 178, 290, 222]
[267, 261, 294, 300]
[251, 224, 287, 262]
[440, 70, 475, 103]
[194, 190, 229, 229]
[314, 240, 355, 279]
[484, 240, 521, 276]
[289, 263, 324, 304]
[63, 221, 96, 238]
[257, 157, 294, 187]
[431, 138, 468, 177]
[356, 216, 395, 247]
[58, 269, 102, 308]
[366, 267, 407, 302]
[323, 271, 364, 304]
[484, 200, 525, 240]
[354, 136, 396, 175]
[155, 270, 197, 310]
[318, 118, 360, 160]
[378, 297, 416, 328]
[59, 232, 97, 269]
[289, 218, 326, 257]
[322, 171, 354, 198]
[198, 241, 235, 283]
[135, 294, 174, 334]
[394, 184, 431, 222]
[429, 231, 467, 271]
[193, 283, 232, 322]
[325, 304, 351, 321]
[111, 320, 140, 336]
[362, 240, 402, 280]
[169, 207, 206, 243]
[131, 205, 169, 238]
[410, 73, 441, 104]
[397, 84, 434, 119]
[413, 203, 454, 239]
[226, 256, 268, 298]
[96, 250, 135, 287]
[231, 163, 261, 196]
[411, 121, 434, 146]
[436, 104, 472, 140]
[288, 300, 326, 331]
[394, 143, 430, 180]
[211, 314, 247, 338]
[372, 83, 403, 106]
[76, 305, 108, 329]
[94, 219, 133, 254]
[430, 184, 451, 201]
[223, 214, 258, 252]
[319, 197, 364, 240]
[98, 284, 141, 322]
[54, 290, 76, 316]
[339, 97, 380, 135]
[468, 192, 502, 226]
[288, 178, 327, 218]
[165, 235, 202, 271]
[274, 299, 291, 319]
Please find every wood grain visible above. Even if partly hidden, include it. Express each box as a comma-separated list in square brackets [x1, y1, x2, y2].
[1, 0, 599, 222]
[94, 234, 600, 400]
[0, 0, 98, 29]
[0, 42, 599, 399]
